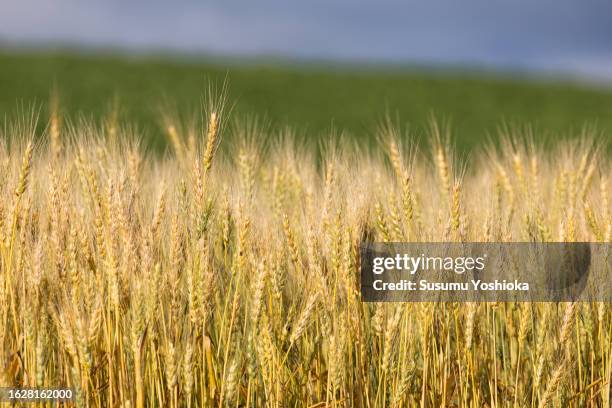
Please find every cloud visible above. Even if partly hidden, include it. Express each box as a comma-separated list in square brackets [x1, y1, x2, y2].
[1, 0, 612, 79]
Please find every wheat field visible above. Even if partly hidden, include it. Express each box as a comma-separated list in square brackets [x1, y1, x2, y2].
[0, 103, 610, 407]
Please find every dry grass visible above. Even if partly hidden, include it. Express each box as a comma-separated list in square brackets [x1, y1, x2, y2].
[0, 105, 610, 407]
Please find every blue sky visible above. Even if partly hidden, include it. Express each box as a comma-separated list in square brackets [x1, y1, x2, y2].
[2, 0, 612, 79]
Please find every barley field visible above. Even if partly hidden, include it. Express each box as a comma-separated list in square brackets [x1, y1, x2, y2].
[0, 101, 610, 407]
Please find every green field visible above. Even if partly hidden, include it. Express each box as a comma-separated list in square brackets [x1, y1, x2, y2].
[2, 50, 612, 151]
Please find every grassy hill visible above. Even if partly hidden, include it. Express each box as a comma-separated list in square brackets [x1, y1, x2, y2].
[2, 50, 612, 151]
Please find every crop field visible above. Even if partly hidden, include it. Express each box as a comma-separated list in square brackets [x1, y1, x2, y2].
[2, 50, 612, 152]
[0, 89, 610, 407]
